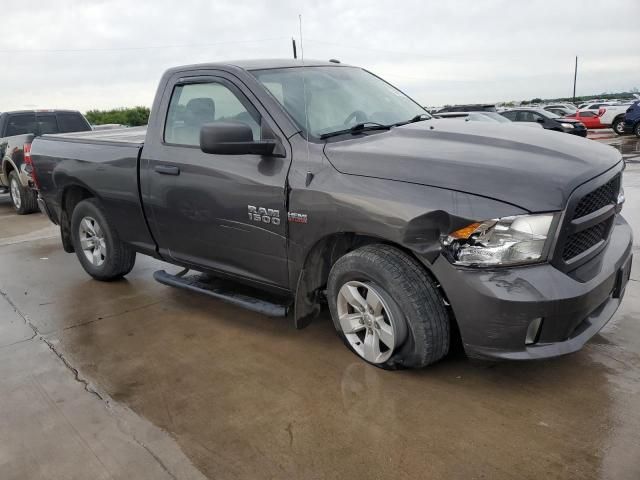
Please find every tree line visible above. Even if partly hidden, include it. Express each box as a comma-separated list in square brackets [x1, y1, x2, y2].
[84, 106, 150, 126]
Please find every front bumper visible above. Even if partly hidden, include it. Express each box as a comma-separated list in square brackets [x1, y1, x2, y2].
[567, 127, 588, 137]
[432, 215, 633, 360]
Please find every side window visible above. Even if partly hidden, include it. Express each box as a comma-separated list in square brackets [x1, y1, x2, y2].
[5, 113, 37, 136]
[57, 113, 91, 133]
[516, 111, 535, 122]
[580, 111, 595, 117]
[501, 111, 516, 121]
[36, 114, 59, 135]
[164, 81, 261, 147]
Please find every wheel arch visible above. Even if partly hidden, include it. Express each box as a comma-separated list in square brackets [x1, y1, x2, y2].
[292, 232, 457, 334]
[58, 183, 98, 253]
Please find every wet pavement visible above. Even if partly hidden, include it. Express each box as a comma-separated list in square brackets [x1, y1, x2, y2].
[0, 133, 639, 479]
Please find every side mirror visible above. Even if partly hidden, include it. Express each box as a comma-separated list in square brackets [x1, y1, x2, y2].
[200, 122, 276, 156]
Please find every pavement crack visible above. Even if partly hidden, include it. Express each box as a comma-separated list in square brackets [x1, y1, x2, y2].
[131, 435, 178, 480]
[41, 337, 105, 401]
[61, 300, 163, 332]
[0, 331, 38, 349]
[0, 287, 105, 402]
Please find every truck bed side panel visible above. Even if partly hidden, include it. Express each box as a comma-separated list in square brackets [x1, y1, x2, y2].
[31, 137, 156, 254]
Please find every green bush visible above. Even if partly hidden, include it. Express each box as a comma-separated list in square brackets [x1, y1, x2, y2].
[85, 106, 150, 127]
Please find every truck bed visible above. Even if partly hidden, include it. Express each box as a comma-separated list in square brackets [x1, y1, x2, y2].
[41, 126, 147, 146]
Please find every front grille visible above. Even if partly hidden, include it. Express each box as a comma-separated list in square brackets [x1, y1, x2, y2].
[573, 174, 620, 219]
[557, 173, 621, 267]
[562, 219, 612, 261]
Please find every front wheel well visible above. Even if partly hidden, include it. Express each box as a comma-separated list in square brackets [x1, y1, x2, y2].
[293, 234, 456, 332]
[59, 185, 95, 253]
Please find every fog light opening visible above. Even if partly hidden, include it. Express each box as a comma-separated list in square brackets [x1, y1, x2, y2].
[525, 317, 543, 345]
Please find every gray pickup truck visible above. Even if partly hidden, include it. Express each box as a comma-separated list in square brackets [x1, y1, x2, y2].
[0, 110, 91, 213]
[31, 60, 633, 369]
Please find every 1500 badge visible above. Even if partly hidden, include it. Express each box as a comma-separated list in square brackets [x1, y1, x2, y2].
[248, 205, 280, 225]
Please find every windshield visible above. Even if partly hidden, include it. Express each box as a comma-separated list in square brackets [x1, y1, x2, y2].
[537, 109, 561, 119]
[253, 66, 428, 138]
[476, 112, 511, 123]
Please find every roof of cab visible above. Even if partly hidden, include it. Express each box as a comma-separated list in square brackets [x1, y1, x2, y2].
[165, 58, 350, 75]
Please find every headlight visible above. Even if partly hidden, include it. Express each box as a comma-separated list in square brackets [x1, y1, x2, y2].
[560, 122, 574, 129]
[441, 213, 557, 267]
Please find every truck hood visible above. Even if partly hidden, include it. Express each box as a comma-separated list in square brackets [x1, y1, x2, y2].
[323, 121, 622, 212]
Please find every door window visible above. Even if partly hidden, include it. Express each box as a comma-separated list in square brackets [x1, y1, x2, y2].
[164, 81, 261, 146]
[580, 111, 596, 117]
[501, 111, 517, 121]
[516, 111, 538, 122]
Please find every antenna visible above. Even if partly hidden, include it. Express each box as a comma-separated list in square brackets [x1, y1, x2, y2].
[298, 14, 312, 174]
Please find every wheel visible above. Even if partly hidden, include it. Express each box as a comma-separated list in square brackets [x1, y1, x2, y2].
[327, 244, 450, 369]
[8, 171, 38, 214]
[635, 122, 640, 138]
[70, 198, 136, 281]
[612, 117, 626, 135]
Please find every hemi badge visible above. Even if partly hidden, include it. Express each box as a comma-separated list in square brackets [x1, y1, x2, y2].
[288, 212, 308, 224]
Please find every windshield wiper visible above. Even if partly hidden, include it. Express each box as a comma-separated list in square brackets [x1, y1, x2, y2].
[394, 113, 431, 126]
[319, 122, 391, 139]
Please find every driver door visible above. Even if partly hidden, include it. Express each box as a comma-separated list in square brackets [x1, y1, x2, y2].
[141, 74, 291, 289]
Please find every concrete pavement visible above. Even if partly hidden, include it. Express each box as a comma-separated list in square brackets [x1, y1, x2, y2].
[0, 135, 639, 479]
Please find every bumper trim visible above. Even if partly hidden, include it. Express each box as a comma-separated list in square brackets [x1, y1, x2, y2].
[465, 290, 622, 360]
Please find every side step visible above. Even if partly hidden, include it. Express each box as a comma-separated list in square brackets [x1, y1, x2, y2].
[153, 269, 291, 317]
[0, 187, 8, 194]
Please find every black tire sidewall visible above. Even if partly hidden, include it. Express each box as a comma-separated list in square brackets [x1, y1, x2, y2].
[327, 247, 448, 369]
[70, 199, 130, 280]
[8, 171, 36, 214]
[612, 118, 624, 135]
[635, 123, 640, 138]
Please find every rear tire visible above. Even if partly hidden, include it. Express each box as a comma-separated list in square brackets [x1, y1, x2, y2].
[70, 198, 136, 281]
[327, 244, 450, 370]
[635, 122, 640, 138]
[8, 171, 38, 215]
[612, 117, 626, 136]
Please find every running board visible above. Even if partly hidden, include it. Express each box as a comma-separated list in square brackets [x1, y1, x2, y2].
[153, 269, 290, 317]
[0, 187, 8, 194]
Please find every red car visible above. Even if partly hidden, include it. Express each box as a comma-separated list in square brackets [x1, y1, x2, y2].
[562, 110, 605, 129]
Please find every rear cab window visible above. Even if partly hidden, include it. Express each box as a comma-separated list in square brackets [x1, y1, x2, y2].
[5, 113, 37, 136]
[56, 112, 91, 133]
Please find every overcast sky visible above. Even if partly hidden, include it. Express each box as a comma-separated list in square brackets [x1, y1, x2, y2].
[1, 0, 638, 111]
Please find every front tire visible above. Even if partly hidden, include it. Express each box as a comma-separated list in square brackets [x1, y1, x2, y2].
[327, 244, 450, 369]
[70, 198, 136, 281]
[612, 117, 626, 136]
[8, 171, 38, 214]
[635, 122, 640, 138]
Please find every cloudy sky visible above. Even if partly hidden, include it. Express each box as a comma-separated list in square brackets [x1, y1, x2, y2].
[1, 0, 638, 111]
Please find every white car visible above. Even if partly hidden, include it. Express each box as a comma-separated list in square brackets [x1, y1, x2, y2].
[436, 111, 543, 128]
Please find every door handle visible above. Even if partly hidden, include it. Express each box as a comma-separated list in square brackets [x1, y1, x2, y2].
[154, 165, 180, 175]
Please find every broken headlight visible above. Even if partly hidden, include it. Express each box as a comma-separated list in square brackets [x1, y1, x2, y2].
[441, 213, 557, 267]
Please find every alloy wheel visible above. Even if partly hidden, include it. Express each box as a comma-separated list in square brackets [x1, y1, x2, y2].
[336, 280, 398, 364]
[79, 216, 106, 267]
[10, 178, 21, 210]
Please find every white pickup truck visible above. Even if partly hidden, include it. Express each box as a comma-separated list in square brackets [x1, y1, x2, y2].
[597, 104, 633, 134]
